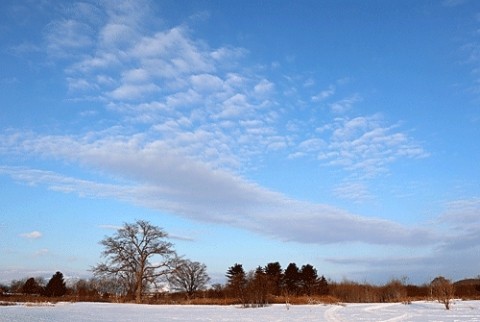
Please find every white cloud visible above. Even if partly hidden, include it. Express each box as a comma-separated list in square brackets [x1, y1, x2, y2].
[20, 231, 42, 239]
[108, 83, 160, 100]
[333, 181, 374, 203]
[34, 248, 49, 257]
[328, 94, 361, 113]
[44, 19, 95, 58]
[309, 115, 429, 177]
[254, 79, 274, 96]
[436, 197, 480, 252]
[325, 198, 480, 283]
[0, 146, 435, 247]
[190, 74, 224, 92]
[312, 85, 335, 102]
[442, 0, 468, 7]
[100, 23, 138, 48]
[98, 224, 123, 230]
[0, 0, 434, 253]
[122, 68, 151, 84]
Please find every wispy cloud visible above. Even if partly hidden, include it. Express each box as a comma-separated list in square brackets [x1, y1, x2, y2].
[333, 181, 374, 203]
[442, 0, 469, 7]
[312, 85, 335, 102]
[20, 231, 42, 239]
[437, 197, 480, 251]
[291, 115, 428, 178]
[328, 93, 362, 113]
[324, 197, 480, 282]
[0, 165, 436, 247]
[98, 224, 123, 230]
[34, 248, 49, 257]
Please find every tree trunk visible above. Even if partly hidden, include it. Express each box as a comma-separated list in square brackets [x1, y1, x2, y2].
[135, 271, 143, 304]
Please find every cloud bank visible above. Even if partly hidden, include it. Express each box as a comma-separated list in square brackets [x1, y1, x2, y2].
[1, 0, 435, 250]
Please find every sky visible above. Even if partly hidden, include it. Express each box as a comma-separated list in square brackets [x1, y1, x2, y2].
[0, 0, 479, 286]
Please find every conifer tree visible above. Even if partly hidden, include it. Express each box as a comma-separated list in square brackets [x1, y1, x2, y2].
[22, 277, 42, 295]
[226, 263, 247, 303]
[265, 262, 283, 296]
[44, 271, 67, 297]
[283, 263, 300, 295]
[300, 264, 318, 296]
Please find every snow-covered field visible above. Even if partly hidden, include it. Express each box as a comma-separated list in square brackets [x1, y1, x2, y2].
[1, 301, 479, 321]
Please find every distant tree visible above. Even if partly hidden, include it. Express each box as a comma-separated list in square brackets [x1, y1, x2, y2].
[44, 271, 67, 297]
[431, 276, 455, 310]
[264, 262, 283, 296]
[206, 283, 225, 299]
[91, 276, 128, 298]
[300, 264, 318, 296]
[0, 283, 9, 295]
[74, 278, 98, 299]
[283, 263, 301, 295]
[318, 275, 329, 295]
[92, 220, 177, 303]
[9, 279, 26, 294]
[226, 263, 247, 304]
[381, 278, 407, 303]
[22, 277, 42, 295]
[245, 266, 269, 307]
[169, 259, 210, 298]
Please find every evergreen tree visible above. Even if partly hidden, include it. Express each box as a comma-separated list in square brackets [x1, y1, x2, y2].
[225, 263, 247, 303]
[300, 264, 318, 296]
[265, 262, 283, 296]
[22, 277, 42, 295]
[44, 271, 67, 297]
[283, 263, 300, 295]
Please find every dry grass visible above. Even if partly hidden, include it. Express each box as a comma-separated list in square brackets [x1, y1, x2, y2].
[272, 295, 341, 305]
[24, 302, 55, 307]
[0, 301, 17, 306]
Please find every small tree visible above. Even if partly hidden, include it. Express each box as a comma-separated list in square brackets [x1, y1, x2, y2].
[318, 275, 329, 295]
[431, 276, 455, 310]
[169, 259, 210, 299]
[9, 279, 27, 294]
[381, 278, 407, 303]
[92, 220, 177, 303]
[0, 283, 8, 295]
[74, 278, 98, 299]
[44, 271, 67, 297]
[244, 266, 269, 307]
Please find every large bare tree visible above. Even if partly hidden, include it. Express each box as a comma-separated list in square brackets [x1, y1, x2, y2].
[169, 259, 210, 298]
[92, 220, 177, 303]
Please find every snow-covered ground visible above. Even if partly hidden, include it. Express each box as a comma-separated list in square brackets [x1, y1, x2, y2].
[1, 300, 479, 321]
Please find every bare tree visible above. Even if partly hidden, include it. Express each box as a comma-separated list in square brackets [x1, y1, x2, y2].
[92, 220, 177, 303]
[246, 267, 269, 307]
[431, 276, 455, 310]
[169, 259, 210, 298]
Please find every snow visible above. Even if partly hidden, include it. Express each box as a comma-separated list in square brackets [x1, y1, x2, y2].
[1, 301, 479, 321]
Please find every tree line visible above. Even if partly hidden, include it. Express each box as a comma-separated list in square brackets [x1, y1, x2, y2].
[4, 271, 67, 298]
[1, 220, 479, 309]
[223, 262, 328, 307]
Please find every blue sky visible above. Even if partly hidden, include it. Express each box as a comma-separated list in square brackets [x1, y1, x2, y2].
[1, 0, 479, 285]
